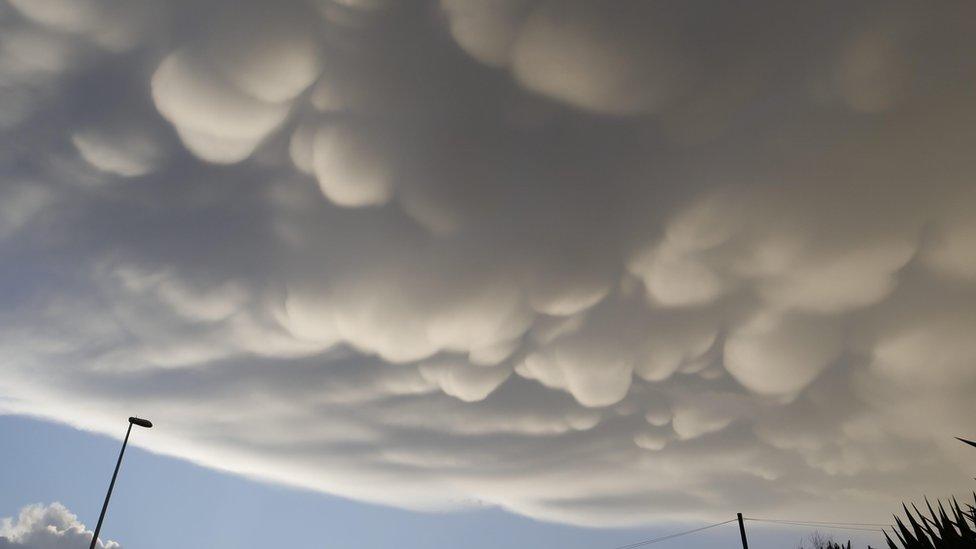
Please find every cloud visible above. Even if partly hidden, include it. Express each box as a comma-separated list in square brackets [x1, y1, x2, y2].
[509, 1, 685, 116]
[7, 0, 154, 52]
[441, 0, 686, 115]
[0, 182, 54, 239]
[725, 312, 843, 397]
[71, 127, 161, 178]
[1, 0, 976, 528]
[439, 0, 531, 67]
[0, 503, 120, 548]
[149, 2, 322, 164]
[307, 123, 395, 207]
[419, 358, 512, 402]
[151, 50, 292, 164]
[923, 188, 976, 281]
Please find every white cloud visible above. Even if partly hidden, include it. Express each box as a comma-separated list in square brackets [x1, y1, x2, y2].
[310, 124, 394, 208]
[439, 0, 531, 67]
[518, 343, 634, 408]
[71, 129, 160, 178]
[280, 250, 534, 364]
[439, 0, 690, 116]
[757, 241, 914, 314]
[202, 4, 321, 104]
[7, 0, 153, 52]
[633, 429, 670, 451]
[870, 309, 976, 390]
[628, 243, 729, 307]
[151, 50, 291, 164]
[149, 2, 322, 165]
[635, 313, 716, 383]
[419, 359, 512, 402]
[0, 503, 120, 549]
[725, 312, 843, 397]
[509, 1, 684, 115]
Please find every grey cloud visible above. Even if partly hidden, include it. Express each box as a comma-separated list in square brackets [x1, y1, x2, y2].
[2, 0, 976, 528]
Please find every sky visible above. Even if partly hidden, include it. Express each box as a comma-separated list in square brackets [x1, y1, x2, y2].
[0, 415, 885, 549]
[1, 0, 976, 547]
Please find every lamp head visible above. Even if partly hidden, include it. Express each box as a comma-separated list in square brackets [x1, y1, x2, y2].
[129, 417, 153, 429]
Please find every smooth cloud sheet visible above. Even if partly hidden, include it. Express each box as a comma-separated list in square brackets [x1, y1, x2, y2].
[1, 0, 976, 526]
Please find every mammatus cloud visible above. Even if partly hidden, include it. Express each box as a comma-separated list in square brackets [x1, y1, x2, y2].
[2, 0, 976, 527]
[0, 503, 119, 549]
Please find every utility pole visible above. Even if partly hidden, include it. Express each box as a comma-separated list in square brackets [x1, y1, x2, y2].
[737, 513, 749, 549]
[89, 417, 152, 549]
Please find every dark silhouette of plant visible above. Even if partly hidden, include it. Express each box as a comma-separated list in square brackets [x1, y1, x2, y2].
[881, 495, 976, 549]
[798, 531, 852, 549]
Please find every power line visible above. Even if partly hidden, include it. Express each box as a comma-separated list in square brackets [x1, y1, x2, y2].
[743, 517, 889, 528]
[744, 518, 884, 533]
[605, 514, 890, 549]
[756, 522, 881, 533]
[611, 519, 737, 549]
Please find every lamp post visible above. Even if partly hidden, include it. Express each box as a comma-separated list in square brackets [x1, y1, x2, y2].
[89, 417, 152, 549]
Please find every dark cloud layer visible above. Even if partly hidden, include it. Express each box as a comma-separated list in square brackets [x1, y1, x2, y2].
[2, 0, 976, 525]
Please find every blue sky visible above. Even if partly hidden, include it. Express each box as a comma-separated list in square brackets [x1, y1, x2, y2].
[1, 415, 884, 549]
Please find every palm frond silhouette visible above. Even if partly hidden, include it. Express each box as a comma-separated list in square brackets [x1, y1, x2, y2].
[878, 495, 976, 549]
[956, 438, 976, 450]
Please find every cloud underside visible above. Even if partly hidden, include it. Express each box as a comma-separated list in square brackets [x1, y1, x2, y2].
[2, 0, 976, 526]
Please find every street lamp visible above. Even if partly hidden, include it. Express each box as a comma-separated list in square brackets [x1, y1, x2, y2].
[89, 417, 152, 549]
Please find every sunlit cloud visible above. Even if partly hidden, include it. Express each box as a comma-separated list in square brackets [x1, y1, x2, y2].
[0, 503, 120, 549]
